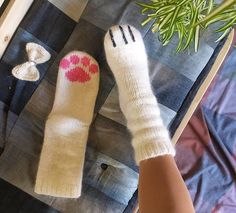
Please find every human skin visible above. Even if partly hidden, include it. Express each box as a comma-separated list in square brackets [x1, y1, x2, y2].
[139, 155, 195, 213]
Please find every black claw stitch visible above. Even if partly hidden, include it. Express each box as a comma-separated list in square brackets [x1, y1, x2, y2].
[109, 29, 116, 47]
[119, 25, 128, 45]
[128, 25, 135, 42]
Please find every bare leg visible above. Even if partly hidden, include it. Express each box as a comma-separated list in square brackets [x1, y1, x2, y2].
[139, 156, 195, 213]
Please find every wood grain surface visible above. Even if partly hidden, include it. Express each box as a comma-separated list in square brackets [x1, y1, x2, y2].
[0, 0, 34, 59]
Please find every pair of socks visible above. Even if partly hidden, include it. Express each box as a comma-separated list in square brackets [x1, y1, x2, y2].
[35, 25, 175, 198]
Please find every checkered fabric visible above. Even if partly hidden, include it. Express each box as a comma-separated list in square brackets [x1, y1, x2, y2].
[0, 0, 229, 212]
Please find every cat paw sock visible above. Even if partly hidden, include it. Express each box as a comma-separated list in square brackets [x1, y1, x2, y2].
[35, 51, 99, 197]
[104, 25, 175, 165]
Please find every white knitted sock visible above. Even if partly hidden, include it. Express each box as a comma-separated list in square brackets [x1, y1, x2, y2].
[104, 25, 175, 165]
[35, 51, 99, 198]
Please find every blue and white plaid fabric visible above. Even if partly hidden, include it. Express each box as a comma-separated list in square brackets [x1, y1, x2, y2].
[0, 0, 229, 212]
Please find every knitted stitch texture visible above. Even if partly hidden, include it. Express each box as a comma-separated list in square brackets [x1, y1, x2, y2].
[12, 42, 51, 81]
[35, 51, 99, 198]
[104, 25, 175, 165]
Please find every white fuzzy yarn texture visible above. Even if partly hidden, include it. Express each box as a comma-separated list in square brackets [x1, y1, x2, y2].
[104, 25, 175, 165]
[35, 51, 99, 198]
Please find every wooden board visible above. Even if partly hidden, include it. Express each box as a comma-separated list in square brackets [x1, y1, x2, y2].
[0, 0, 34, 59]
[172, 29, 234, 144]
[48, 0, 88, 22]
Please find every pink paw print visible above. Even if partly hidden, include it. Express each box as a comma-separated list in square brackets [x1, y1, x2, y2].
[59, 54, 99, 83]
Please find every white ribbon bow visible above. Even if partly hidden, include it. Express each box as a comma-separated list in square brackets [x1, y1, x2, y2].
[12, 42, 51, 82]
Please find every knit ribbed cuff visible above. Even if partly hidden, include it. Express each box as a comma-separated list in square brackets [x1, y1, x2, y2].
[134, 139, 176, 165]
[35, 179, 82, 198]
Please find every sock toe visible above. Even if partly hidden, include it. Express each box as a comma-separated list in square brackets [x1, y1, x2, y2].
[105, 25, 143, 49]
[104, 25, 148, 78]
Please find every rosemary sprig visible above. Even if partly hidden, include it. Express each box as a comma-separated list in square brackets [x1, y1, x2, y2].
[138, 0, 236, 52]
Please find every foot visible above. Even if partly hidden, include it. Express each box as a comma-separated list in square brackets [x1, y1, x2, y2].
[104, 25, 150, 89]
[104, 26, 175, 165]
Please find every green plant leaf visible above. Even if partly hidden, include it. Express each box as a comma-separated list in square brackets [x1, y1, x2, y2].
[199, 0, 236, 24]
[215, 16, 236, 32]
[137, 0, 236, 52]
[215, 27, 231, 42]
[194, 25, 200, 52]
